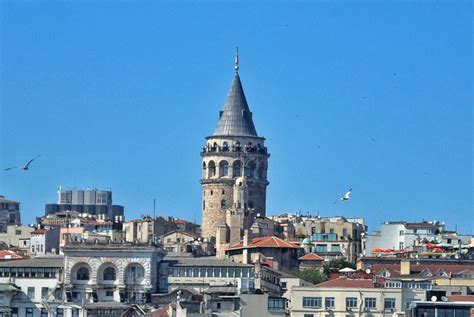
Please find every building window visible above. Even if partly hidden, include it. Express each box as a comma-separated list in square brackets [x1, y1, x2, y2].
[221, 199, 227, 209]
[303, 297, 322, 308]
[217, 302, 221, 309]
[41, 309, 48, 317]
[268, 297, 286, 311]
[77, 267, 90, 280]
[365, 298, 376, 309]
[27, 287, 35, 299]
[26, 308, 33, 317]
[41, 287, 49, 299]
[219, 161, 229, 177]
[11, 308, 18, 317]
[399, 230, 404, 236]
[304, 315, 314, 317]
[399, 242, 404, 250]
[315, 245, 327, 252]
[103, 267, 116, 280]
[72, 309, 80, 317]
[384, 298, 396, 310]
[233, 160, 242, 177]
[57, 308, 64, 317]
[106, 290, 114, 297]
[281, 282, 287, 289]
[346, 297, 358, 309]
[125, 264, 145, 284]
[325, 297, 335, 309]
[202, 200, 205, 210]
[343, 228, 348, 237]
[332, 244, 341, 252]
[208, 161, 216, 177]
[15, 230, 21, 235]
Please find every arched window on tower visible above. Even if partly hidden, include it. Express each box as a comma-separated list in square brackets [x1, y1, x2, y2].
[219, 161, 229, 177]
[221, 200, 227, 209]
[245, 161, 256, 178]
[208, 161, 216, 178]
[202, 200, 205, 210]
[258, 162, 266, 179]
[202, 162, 206, 178]
[233, 160, 242, 177]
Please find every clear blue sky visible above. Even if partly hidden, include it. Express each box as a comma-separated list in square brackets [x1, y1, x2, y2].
[1, 1, 472, 233]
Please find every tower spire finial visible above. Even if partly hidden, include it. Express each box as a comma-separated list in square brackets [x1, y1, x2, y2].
[234, 46, 239, 73]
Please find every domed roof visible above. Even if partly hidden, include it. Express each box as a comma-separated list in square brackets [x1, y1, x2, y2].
[302, 238, 311, 244]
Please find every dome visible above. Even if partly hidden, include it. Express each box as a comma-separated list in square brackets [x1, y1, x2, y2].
[302, 238, 311, 244]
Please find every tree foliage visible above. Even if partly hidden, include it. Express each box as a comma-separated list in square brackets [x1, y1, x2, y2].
[289, 268, 327, 285]
[323, 258, 356, 277]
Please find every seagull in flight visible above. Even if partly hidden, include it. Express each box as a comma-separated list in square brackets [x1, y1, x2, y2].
[4, 155, 41, 171]
[334, 188, 352, 204]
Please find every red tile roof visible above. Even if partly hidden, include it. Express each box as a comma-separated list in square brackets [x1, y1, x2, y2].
[299, 253, 324, 261]
[227, 236, 300, 250]
[371, 263, 474, 277]
[0, 250, 26, 260]
[447, 295, 474, 302]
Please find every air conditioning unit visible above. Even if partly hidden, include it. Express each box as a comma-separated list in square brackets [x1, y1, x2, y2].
[390, 308, 395, 312]
[364, 307, 370, 312]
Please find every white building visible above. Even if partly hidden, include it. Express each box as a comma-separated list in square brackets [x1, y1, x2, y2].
[365, 221, 445, 254]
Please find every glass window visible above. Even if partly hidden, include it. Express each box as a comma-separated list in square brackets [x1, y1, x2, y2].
[221, 268, 228, 277]
[346, 297, 358, 309]
[304, 315, 315, 317]
[235, 269, 241, 277]
[193, 268, 199, 277]
[303, 297, 322, 308]
[57, 308, 64, 317]
[11, 308, 18, 317]
[41, 309, 48, 317]
[77, 267, 89, 280]
[365, 298, 376, 309]
[325, 297, 335, 308]
[103, 267, 116, 280]
[207, 268, 213, 277]
[41, 287, 49, 299]
[27, 287, 35, 299]
[200, 268, 206, 277]
[384, 298, 396, 310]
[268, 297, 286, 311]
[214, 268, 220, 277]
[72, 308, 80, 317]
[186, 268, 192, 277]
[125, 264, 145, 284]
[228, 268, 234, 277]
[26, 308, 33, 317]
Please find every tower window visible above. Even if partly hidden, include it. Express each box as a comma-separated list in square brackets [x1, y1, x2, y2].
[208, 161, 216, 178]
[221, 200, 227, 209]
[222, 190, 225, 195]
[245, 161, 256, 178]
[233, 160, 242, 177]
[202, 201, 205, 210]
[248, 201, 254, 209]
[210, 190, 213, 196]
[219, 161, 229, 177]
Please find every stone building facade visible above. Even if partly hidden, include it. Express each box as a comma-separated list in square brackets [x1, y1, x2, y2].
[201, 55, 269, 239]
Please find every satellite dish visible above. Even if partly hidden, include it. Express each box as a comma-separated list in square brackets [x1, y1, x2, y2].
[441, 296, 448, 302]
[431, 296, 437, 302]
[365, 268, 371, 274]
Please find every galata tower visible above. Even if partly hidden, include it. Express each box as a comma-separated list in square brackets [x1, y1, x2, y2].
[201, 50, 270, 240]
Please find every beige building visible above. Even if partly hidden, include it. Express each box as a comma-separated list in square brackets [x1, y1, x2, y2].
[290, 277, 404, 317]
[294, 216, 367, 262]
[161, 230, 200, 253]
[201, 55, 269, 240]
[0, 225, 34, 252]
[123, 217, 177, 243]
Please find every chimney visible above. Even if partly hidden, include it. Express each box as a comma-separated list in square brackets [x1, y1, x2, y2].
[400, 259, 411, 275]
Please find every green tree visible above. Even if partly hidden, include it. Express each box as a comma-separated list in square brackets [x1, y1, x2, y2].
[323, 258, 356, 277]
[289, 268, 327, 285]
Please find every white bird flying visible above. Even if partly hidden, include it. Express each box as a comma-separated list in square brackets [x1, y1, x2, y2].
[4, 155, 40, 171]
[334, 188, 352, 204]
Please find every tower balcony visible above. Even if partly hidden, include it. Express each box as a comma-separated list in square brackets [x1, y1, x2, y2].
[201, 144, 269, 157]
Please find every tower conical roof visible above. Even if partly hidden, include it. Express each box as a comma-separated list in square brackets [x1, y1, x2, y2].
[213, 74, 258, 137]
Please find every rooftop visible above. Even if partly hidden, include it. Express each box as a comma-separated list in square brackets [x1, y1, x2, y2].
[299, 253, 324, 261]
[227, 236, 299, 251]
[0, 256, 64, 268]
[164, 256, 253, 268]
[213, 73, 258, 137]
